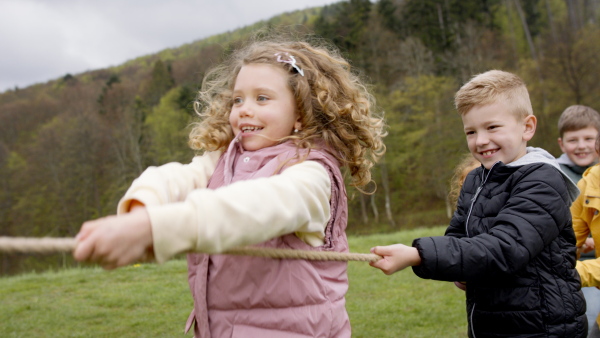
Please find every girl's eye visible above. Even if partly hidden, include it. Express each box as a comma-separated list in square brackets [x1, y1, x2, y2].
[257, 95, 268, 102]
[233, 97, 242, 105]
[466, 131, 475, 136]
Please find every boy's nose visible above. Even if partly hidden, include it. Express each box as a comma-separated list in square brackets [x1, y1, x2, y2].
[475, 133, 489, 146]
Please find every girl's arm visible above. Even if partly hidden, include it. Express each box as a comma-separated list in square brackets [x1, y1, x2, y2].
[74, 151, 221, 269]
[148, 160, 331, 262]
[117, 151, 222, 213]
[75, 160, 331, 267]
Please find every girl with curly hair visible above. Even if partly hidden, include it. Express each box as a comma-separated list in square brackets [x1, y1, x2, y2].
[74, 36, 386, 337]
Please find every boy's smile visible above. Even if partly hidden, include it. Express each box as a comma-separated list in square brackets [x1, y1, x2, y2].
[462, 100, 536, 169]
[558, 126, 599, 167]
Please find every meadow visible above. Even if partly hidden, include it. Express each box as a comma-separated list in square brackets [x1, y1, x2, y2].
[0, 226, 467, 337]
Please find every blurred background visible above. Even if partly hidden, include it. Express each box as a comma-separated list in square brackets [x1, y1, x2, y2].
[1, 0, 599, 275]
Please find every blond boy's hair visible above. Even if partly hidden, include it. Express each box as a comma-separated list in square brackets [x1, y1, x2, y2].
[455, 70, 533, 119]
[557, 105, 600, 137]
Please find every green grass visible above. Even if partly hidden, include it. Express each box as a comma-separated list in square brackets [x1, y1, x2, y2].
[0, 226, 467, 337]
[346, 227, 467, 337]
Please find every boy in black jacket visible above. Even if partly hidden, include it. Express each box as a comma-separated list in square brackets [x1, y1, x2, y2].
[370, 70, 587, 337]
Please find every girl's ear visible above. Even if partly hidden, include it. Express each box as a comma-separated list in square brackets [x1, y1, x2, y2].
[294, 118, 302, 132]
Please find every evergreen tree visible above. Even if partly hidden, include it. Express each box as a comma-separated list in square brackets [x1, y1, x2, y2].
[141, 60, 175, 106]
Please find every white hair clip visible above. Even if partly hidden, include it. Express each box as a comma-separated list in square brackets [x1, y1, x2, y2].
[274, 52, 304, 76]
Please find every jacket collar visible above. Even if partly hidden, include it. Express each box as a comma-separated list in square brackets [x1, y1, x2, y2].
[483, 147, 580, 203]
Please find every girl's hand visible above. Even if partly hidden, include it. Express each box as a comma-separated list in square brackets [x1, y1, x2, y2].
[369, 244, 422, 275]
[73, 208, 154, 270]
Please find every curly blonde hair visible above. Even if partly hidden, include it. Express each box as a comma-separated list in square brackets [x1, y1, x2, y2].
[189, 36, 386, 188]
[448, 153, 480, 208]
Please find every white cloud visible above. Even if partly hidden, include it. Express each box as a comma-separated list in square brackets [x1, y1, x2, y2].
[0, 0, 340, 92]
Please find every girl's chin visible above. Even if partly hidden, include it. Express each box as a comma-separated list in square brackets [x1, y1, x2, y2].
[240, 141, 278, 151]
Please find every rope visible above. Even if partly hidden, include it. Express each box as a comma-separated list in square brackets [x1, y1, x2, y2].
[0, 237, 77, 254]
[0, 237, 382, 263]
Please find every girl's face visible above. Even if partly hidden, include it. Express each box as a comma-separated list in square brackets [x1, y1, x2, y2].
[229, 63, 301, 151]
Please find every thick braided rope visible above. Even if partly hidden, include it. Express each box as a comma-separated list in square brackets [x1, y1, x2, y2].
[0, 237, 382, 262]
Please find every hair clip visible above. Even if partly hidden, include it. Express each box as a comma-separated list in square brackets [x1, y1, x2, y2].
[274, 52, 304, 76]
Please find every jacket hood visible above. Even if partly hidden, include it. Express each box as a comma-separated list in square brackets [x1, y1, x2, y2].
[556, 153, 575, 166]
[509, 147, 579, 203]
[556, 153, 589, 175]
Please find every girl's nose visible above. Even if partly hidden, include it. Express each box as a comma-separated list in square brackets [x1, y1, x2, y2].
[238, 103, 253, 118]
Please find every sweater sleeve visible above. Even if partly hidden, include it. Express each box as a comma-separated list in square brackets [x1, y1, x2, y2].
[413, 164, 570, 282]
[148, 160, 332, 263]
[571, 177, 592, 249]
[576, 259, 600, 288]
[116, 151, 222, 213]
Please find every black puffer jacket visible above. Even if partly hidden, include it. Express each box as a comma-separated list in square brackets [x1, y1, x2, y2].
[413, 161, 586, 337]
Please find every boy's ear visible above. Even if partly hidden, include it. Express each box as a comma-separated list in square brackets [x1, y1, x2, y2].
[557, 137, 566, 153]
[523, 115, 537, 141]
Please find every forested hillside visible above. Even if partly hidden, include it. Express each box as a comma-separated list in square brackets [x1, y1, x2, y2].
[1, 0, 599, 275]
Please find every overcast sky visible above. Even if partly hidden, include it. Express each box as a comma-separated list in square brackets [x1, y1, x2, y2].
[0, 0, 340, 93]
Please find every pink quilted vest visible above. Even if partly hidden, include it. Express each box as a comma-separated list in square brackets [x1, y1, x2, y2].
[185, 138, 350, 337]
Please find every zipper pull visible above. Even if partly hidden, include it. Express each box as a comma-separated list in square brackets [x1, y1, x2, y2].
[471, 186, 482, 202]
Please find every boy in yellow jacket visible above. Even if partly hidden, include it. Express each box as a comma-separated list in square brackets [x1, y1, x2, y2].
[572, 152, 600, 337]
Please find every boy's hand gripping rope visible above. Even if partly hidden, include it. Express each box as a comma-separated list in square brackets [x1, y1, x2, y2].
[0, 237, 382, 262]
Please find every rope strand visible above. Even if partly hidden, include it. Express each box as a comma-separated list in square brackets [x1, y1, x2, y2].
[0, 237, 382, 262]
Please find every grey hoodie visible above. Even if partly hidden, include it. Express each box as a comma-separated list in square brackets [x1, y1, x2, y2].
[509, 147, 580, 203]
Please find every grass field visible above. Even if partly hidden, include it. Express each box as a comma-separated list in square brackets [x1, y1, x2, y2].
[0, 226, 468, 337]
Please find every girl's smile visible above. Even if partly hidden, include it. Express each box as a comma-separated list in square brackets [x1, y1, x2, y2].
[229, 63, 301, 151]
[240, 124, 264, 133]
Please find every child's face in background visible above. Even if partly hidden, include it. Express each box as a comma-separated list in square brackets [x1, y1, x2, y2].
[558, 126, 599, 167]
[229, 63, 301, 151]
[462, 99, 536, 169]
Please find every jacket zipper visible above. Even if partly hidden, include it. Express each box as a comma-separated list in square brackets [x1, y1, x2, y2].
[470, 304, 476, 338]
[465, 163, 495, 237]
[464, 162, 497, 338]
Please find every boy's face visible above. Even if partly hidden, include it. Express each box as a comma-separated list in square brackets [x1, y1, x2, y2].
[558, 126, 599, 167]
[462, 100, 536, 169]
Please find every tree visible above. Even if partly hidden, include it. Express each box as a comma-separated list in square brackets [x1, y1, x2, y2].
[140, 60, 175, 107]
[145, 87, 196, 165]
[400, 0, 500, 53]
[313, 0, 372, 55]
[383, 75, 462, 225]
